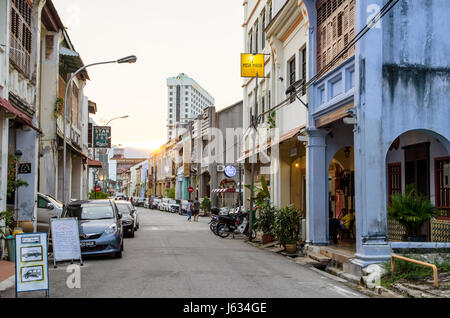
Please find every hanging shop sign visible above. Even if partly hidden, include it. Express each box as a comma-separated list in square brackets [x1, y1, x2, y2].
[224, 165, 237, 178]
[50, 218, 83, 267]
[93, 126, 111, 148]
[241, 53, 265, 78]
[15, 233, 49, 297]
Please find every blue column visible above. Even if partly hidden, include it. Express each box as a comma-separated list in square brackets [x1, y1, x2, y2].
[306, 128, 329, 245]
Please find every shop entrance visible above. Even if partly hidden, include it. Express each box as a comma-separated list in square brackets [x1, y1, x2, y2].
[328, 146, 356, 247]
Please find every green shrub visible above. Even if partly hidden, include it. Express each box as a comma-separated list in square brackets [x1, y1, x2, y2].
[89, 190, 109, 200]
[255, 204, 277, 235]
[165, 188, 175, 199]
[273, 205, 302, 246]
[200, 197, 211, 212]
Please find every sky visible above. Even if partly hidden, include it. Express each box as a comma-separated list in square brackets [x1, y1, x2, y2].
[53, 0, 244, 150]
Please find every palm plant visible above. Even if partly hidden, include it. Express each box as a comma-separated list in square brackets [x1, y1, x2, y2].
[245, 175, 271, 208]
[388, 185, 438, 238]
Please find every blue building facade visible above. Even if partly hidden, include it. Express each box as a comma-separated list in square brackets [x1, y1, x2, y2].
[303, 0, 450, 265]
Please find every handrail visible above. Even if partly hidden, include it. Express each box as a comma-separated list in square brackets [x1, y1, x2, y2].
[391, 254, 439, 288]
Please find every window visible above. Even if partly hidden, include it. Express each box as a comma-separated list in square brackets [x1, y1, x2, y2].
[316, 0, 355, 74]
[300, 47, 307, 96]
[261, 10, 266, 50]
[288, 57, 296, 86]
[249, 30, 253, 53]
[10, 0, 32, 77]
[255, 21, 259, 53]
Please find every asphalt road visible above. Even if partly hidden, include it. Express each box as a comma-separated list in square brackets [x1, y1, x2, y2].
[2, 208, 365, 298]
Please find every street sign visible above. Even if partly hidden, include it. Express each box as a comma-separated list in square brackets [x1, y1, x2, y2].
[188, 187, 194, 193]
[95, 186, 102, 192]
[241, 53, 265, 78]
[18, 163, 32, 174]
[15, 233, 49, 297]
[93, 126, 111, 148]
[224, 165, 237, 178]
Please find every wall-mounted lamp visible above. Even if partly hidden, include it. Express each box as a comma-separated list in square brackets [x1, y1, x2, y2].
[344, 147, 352, 158]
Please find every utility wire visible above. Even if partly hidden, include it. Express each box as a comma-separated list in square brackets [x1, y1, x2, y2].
[256, 0, 400, 120]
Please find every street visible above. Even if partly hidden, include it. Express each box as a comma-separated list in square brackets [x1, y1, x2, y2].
[2, 208, 364, 298]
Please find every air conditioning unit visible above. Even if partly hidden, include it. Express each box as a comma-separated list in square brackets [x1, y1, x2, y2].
[217, 165, 225, 172]
[444, 164, 450, 189]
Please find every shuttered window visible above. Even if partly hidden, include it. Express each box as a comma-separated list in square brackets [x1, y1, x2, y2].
[316, 0, 355, 75]
[10, 0, 32, 77]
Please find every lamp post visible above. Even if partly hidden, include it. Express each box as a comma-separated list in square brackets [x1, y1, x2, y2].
[63, 55, 137, 206]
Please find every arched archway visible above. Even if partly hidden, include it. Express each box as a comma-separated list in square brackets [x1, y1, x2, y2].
[386, 129, 450, 241]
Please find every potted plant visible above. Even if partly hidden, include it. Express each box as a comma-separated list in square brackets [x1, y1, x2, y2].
[200, 197, 211, 215]
[273, 205, 302, 254]
[255, 204, 277, 244]
[388, 185, 438, 242]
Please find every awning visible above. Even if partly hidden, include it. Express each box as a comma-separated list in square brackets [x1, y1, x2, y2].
[0, 97, 43, 134]
[212, 188, 237, 193]
[88, 159, 103, 168]
[237, 125, 305, 162]
[59, 47, 89, 80]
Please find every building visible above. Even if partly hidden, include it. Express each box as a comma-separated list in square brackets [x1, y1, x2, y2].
[0, 0, 44, 232]
[166, 73, 215, 140]
[39, 0, 90, 203]
[301, 0, 450, 266]
[241, 0, 310, 212]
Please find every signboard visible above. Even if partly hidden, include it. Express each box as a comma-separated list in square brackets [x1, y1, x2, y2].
[224, 165, 237, 178]
[93, 126, 111, 148]
[18, 163, 32, 174]
[95, 185, 102, 192]
[50, 218, 82, 265]
[15, 233, 49, 297]
[188, 187, 194, 194]
[241, 53, 265, 78]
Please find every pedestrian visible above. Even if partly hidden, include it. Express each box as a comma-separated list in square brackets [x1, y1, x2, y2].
[187, 200, 192, 222]
[193, 198, 200, 222]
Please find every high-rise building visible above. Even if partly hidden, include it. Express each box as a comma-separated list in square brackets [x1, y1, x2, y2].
[166, 73, 215, 140]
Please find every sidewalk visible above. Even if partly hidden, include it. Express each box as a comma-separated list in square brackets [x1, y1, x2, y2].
[0, 261, 15, 292]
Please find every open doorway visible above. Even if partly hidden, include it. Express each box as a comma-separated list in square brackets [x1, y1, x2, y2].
[329, 146, 356, 247]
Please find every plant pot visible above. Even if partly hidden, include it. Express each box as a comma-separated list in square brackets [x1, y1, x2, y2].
[6, 238, 15, 262]
[284, 244, 297, 254]
[402, 234, 427, 242]
[262, 234, 275, 245]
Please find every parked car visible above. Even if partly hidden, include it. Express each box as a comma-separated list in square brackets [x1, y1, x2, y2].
[37, 193, 64, 233]
[62, 200, 124, 258]
[144, 198, 151, 209]
[169, 199, 180, 213]
[136, 197, 144, 207]
[180, 200, 189, 215]
[115, 201, 136, 237]
[151, 198, 161, 210]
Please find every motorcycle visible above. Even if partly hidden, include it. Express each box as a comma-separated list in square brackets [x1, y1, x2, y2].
[216, 212, 256, 239]
[209, 214, 220, 234]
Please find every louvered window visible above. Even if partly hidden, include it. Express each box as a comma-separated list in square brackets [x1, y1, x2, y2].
[10, 0, 32, 77]
[316, 0, 355, 75]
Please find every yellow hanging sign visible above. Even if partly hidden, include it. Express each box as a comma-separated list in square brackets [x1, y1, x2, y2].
[241, 53, 265, 78]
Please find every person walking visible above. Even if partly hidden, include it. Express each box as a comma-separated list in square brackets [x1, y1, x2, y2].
[187, 200, 193, 222]
[193, 198, 200, 222]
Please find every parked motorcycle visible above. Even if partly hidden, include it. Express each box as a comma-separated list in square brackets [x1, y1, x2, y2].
[215, 212, 256, 239]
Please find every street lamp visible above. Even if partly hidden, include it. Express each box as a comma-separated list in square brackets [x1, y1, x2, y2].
[106, 115, 129, 126]
[63, 55, 137, 206]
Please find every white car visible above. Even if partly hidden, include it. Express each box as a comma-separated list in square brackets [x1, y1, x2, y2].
[37, 193, 64, 232]
[160, 198, 170, 212]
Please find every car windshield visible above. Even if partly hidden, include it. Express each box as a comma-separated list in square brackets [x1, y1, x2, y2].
[46, 194, 63, 208]
[116, 203, 131, 214]
[169, 199, 177, 204]
[65, 204, 115, 220]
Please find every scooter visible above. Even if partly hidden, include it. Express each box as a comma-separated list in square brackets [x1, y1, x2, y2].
[216, 212, 256, 239]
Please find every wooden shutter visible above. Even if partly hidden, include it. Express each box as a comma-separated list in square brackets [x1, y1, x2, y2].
[9, 0, 32, 77]
[435, 157, 450, 214]
[388, 163, 402, 202]
[316, 0, 355, 75]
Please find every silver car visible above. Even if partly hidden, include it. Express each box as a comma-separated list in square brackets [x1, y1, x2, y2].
[37, 193, 64, 232]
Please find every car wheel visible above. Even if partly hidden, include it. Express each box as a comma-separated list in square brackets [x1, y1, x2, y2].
[130, 227, 135, 238]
